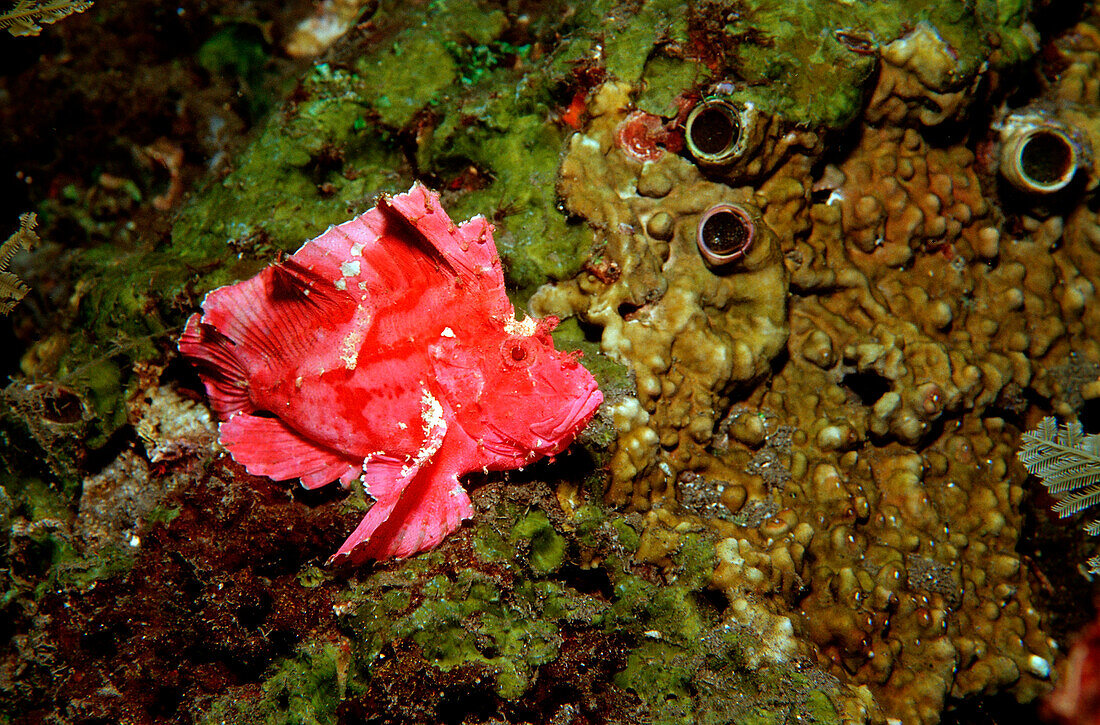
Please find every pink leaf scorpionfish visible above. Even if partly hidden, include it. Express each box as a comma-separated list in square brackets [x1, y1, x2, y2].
[179, 183, 603, 563]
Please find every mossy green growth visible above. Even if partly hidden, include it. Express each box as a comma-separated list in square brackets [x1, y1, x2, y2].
[6, 476, 69, 524]
[637, 52, 709, 116]
[197, 23, 271, 119]
[602, 0, 689, 85]
[0, 476, 135, 601]
[617, 639, 697, 722]
[348, 569, 574, 700]
[168, 61, 409, 281]
[616, 610, 847, 725]
[201, 639, 352, 725]
[606, 574, 709, 648]
[356, 30, 457, 128]
[671, 532, 717, 591]
[707, 0, 1036, 129]
[511, 510, 566, 574]
[412, 64, 593, 298]
[202, 482, 852, 723]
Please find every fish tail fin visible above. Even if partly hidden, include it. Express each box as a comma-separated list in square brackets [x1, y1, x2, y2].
[179, 312, 253, 419]
[179, 260, 357, 418]
[328, 460, 473, 564]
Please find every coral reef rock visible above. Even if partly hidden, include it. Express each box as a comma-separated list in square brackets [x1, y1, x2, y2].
[531, 9, 1100, 725]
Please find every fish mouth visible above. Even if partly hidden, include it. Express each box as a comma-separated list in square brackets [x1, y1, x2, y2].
[529, 378, 604, 447]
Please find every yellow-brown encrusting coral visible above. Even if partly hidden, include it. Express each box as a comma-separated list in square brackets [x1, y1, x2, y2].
[864, 21, 993, 127]
[531, 82, 791, 511]
[532, 13, 1100, 722]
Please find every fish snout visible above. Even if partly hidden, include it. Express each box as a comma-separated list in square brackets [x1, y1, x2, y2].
[529, 378, 604, 448]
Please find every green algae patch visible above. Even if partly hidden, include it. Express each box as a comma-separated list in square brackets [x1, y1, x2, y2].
[672, 532, 717, 591]
[201, 639, 352, 725]
[606, 574, 710, 648]
[691, 0, 1036, 129]
[638, 53, 709, 116]
[193, 479, 855, 723]
[356, 33, 457, 128]
[603, 0, 689, 85]
[346, 568, 573, 700]
[511, 510, 567, 574]
[615, 616, 848, 725]
[616, 639, 696, 721]
[412, 64, 594, 297]
[0, 475, 135, 604]
[168, 61, 410, 277]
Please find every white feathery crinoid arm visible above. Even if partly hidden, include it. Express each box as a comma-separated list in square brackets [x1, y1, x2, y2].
[1019, 416, 1100, 574]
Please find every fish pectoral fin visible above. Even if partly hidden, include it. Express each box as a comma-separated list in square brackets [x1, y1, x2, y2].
[220, 412, 361, 489]
[328, 462, 473, 564]
[328, 390, 465, 563]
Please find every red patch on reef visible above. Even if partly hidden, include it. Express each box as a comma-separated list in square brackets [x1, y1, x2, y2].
[556, 63, 606, 130]
[179, 184, 602, 563]
[1047, 608, 1100, 725]
[560, 89, 589, 130]
[614, 111, 684, 163]
[21, 461, 348, 724]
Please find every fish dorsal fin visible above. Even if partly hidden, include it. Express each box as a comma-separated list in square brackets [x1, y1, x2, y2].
[269, 258, 356, 317]
[376, 194, 460, 277]
[288, 183, 513, 333]
[378, 184, 508, 299]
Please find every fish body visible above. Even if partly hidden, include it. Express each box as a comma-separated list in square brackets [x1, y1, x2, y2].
[179, 184, 603, 562]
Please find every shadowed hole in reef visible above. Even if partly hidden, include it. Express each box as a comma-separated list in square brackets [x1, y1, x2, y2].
[617, 300, 643, 319]
[697, 584, 729, 616]
[842, 370, 891, 406]
[939, 689, 1043, 725]
[438, 674, 498, 725]
[1081, 397, 1100, 435]
[577, 318, 603, 343]
[80, 620, 128, 659]
[291, 478, 349, 506]
[39, 385, 84, 423]
[559, 563, 614, 599]
[235, 589, 273, 629]
[149, 684, 182, 718]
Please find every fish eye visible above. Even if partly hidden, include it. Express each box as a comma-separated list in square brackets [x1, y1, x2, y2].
[502, 338, 535, 368]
